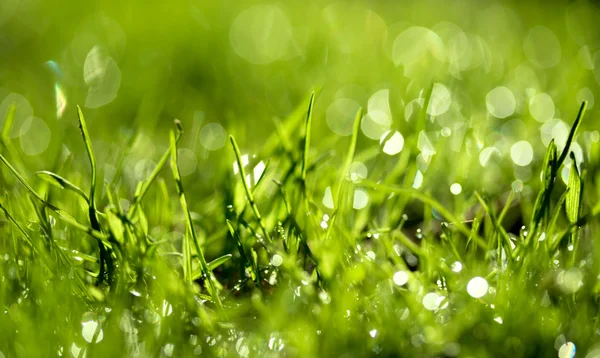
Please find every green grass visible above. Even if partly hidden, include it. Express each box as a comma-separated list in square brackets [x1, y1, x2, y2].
[3, 1, 600, 357]
[0, 91, 598, 357]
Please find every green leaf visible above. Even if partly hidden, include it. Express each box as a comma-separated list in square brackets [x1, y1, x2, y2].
[105, 209, 125, 245]
[208, 254, 233, 271]
[566, 154, 582, 224]
[36, 171, 89, 203]
[557, 101, 587, 168]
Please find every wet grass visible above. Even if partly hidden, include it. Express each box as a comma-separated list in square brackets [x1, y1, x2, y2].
[0, 90, 599, 357]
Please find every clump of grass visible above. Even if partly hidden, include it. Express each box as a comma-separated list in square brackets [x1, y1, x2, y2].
[0, 95, 598, 358]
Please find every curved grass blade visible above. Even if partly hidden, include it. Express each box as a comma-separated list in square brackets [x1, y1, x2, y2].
[36, 171, 89, 203]
[557, 101, 587, 168]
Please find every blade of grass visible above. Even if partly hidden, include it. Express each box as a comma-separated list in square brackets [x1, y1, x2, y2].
[77, 106, 113, 284]
[170, 129, 222, 308]
[230, 135, 272, 243]
[36, 171, 89, 203]
[325, 107, 363, 240]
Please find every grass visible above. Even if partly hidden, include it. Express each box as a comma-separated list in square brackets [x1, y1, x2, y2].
[3, 2, 600, 356]
[0, 88, 598, 357]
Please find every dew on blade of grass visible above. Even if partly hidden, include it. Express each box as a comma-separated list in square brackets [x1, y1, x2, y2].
[523, 26, 561, 68]
[393, 271, 409, 286]
[268, 335, 285, 351]
[467, 277, 489, 298]
[557, 268, 583, 293]
[486, 86, 516, 118]
[529, 93, 554, 122]
[162, 343, 175, 357]
[451, 261, 462, 273]
[369, 329, 378, 338]
[353, 188, 369, 210]
[441, 127, 451, 137]
[199, 123, 227, 150]
[380, 131, 404, 155]
[512, 180, 524, 193]
[510, 141, 533, 166]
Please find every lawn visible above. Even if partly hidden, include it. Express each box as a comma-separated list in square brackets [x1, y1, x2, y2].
[1, 0, 600, 357]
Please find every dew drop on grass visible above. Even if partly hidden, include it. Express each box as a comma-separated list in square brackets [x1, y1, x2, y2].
[353, 188, 369, 210]
[558, 342, 576, 358]
[347, 161, 368, 182]
[369, 329, 378, 338]
[270, 254, 283, 267]
[523, 26, 561, 68]
[441, 127, 451, 137]
[199, 123, 227, 150]
[467, 276, 489, 298]
[380, 131, 404, 155]
[82, 320, 104, 343]
[451, 261, 462, 273]
[510, 141, 533, 166]
[393, 271, 409, 286]
[529, 93, 554, 122]
[486, 86, 516, 118]
[422, 292, 444, 311]
[450, 183, 462, 195]
[19, 117, 51, 156]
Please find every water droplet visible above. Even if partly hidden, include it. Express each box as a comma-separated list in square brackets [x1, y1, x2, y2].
[467, 276, 489, 298]
[450, 183, 462, 195]
[510, 141, 534, 166]
[451, 261, 463, 273]
[82, 320, 103, 343]
[369, 329, 378, 338]
[271, 254, 283, 267]
[380, 130, 404, 155]
[393, 271, 409, 286]
[486, 86, 516, 118]
[558, 342, 576, 358]
[422, 292, 444, 310]
[529, 93, 555, 122]
[348, 162, 368, 182]
[353, 189, 369, 210]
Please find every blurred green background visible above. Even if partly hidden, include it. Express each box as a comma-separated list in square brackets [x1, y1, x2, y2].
[2, 0, 600, 198]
